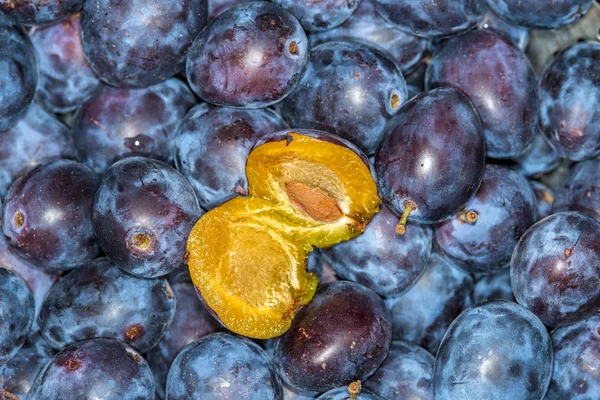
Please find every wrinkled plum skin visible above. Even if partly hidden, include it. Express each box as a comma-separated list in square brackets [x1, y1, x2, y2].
[72, 79, 196, 173]
[0, 0, 83, 25]
[321, 204, 433, 297]
[553, 158, 600, 222]
[274, 0, 360, 32]
[93, 157, 202, 278]
[487, 0, 593, 29]
[186, 2, 308, 108]
[309, 0, 429, 74]
[477, 8, 529, 50]
[530, 180, 554, 222]
[0, 13, 37, 132]
[385, 252, 473, 354]
[371, 0, 485, 38]
[364, 341, 434, 400]
[2, 160, 99, 272]
[38, 258, 176, 353]
[174, 104, 288, 209]
[375, 88, 485, 224]
[473, 270, 516, 303]
[546, 314, 600, 400]
[280, 41, 407, 155]
[82, 0, 208, 88]
[0, 268, 34, 365]
[513, 129, 561, 177]
[426, 30, 538, 159]
[166, 333, 283, 399]
[28, 338, 155, 400]
[147, 281, 221, 399]
[511, 212, 600, 327]
[317, 388, 383, 400]
[0, 103, 75, 197]
[273, 282, 392, 393]
[30, 14, 100, 113]
[539, 42, 600, 162]
[0, 331, 56, 399]
[435, 164, 537, 274]
[434, 301, 553, 400]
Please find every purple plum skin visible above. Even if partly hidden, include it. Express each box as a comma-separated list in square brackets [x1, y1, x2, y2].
[473, 269, 516, 303]
[371, 0, 485, 39]
[273, 0, 360, 32]
[174, 104, 288, 210]
[186, 2, 309, 108]
[28, 338, 155, 400]
[375, 87, 486, 224]
[426, 30, 538, 159]
[434, 301, 553, 400]
[0, 12, 37, 132]
[487, 0, 593, 29]
[30, 13, 101, 113]
[166, 333, 283, 400]
[2, 160, 99, 272]
[321, 204, 433, 297]
[546, 314, 600, 400]
[0, 0, 84, 25]
[539, 42, 600, 162]
[552, 158, 600, 222]
[510, 212, 600, 327]
[317, 388, 383, 400]
[477, 7, 529, 50]
[81, 0, 208, 88]
[209, 0, 251, 21]
[435, 164, 537, 274]
[72, 79, 196, 173]
[364, 341, 434, 400]
[280, 40, 408, 155]
[273, 281, 392, 393]
[513, 129, 561, 178]
[385, 252, 474, 354]
[0, 103, 75, 197]
[530, 180, 555, 222]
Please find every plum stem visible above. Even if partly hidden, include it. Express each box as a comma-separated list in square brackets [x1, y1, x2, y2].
[348, 380, 362, 400]
[457, 209, 478, 224]
[396, 200, 416, 235]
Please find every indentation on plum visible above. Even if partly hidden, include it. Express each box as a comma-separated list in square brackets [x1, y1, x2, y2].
[12, 212, 24, 227]
[285, 182, 343, 223]
[58, 358, 81, 372]
[288, 41, 299, 55]
[391, 93, 400, 109]
[124, 323, 146, 342]
[126, 228, 157, 257]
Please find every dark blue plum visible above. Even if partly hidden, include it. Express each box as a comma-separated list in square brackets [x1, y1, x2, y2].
[72, 79, 196, 173]
[273, 281, 392, 393]
[317, 385, 383, 400]
[28, 338, 155, 400]
[513, 128, 561, 177]
[435, 164, 537, 274]
[307, 249, 324, 281]
[0, 12, 37, 131]
[539, 42, 600, 162]
[0, 103, 75, 197]
[186, 2, 308, 108]
[174, 104, 288, 209]
[487, 0, 593, 29]
[511, 211, 600, 327]
[385, 252, 473, 353]
[434, 301, 553, 400]
[321, 204, 433, 297]
[530, 180, 555, 222]
[309, 0, 429, 73]
[274, 0, 359, 32]
[82, 0, 208, 88]
[93, 157, 202, 278]
[166, 332, 283, 399]
[477, 7, 529, 50]
[546, 314, 600, 400]
[280, 41, 407, 155]
[375, 88, 486, 225]
[552, 158, 600, 221]
[147, 281, 221, 399]
[0, 331, 56, 399]
[30, 13, 101, 113]
[371, 0, 485, 38]
[2, 160, 99, 272]
[0, 0, 83, 25]
[0, 267, 34, 365]
[38, 258, 176, 353]
[364, 341, 434, 400]
[473, 269, 516, 303]
[426, 30, 538, 159]
[284, 386, 319, 400]
[208, 0, 251, 21]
